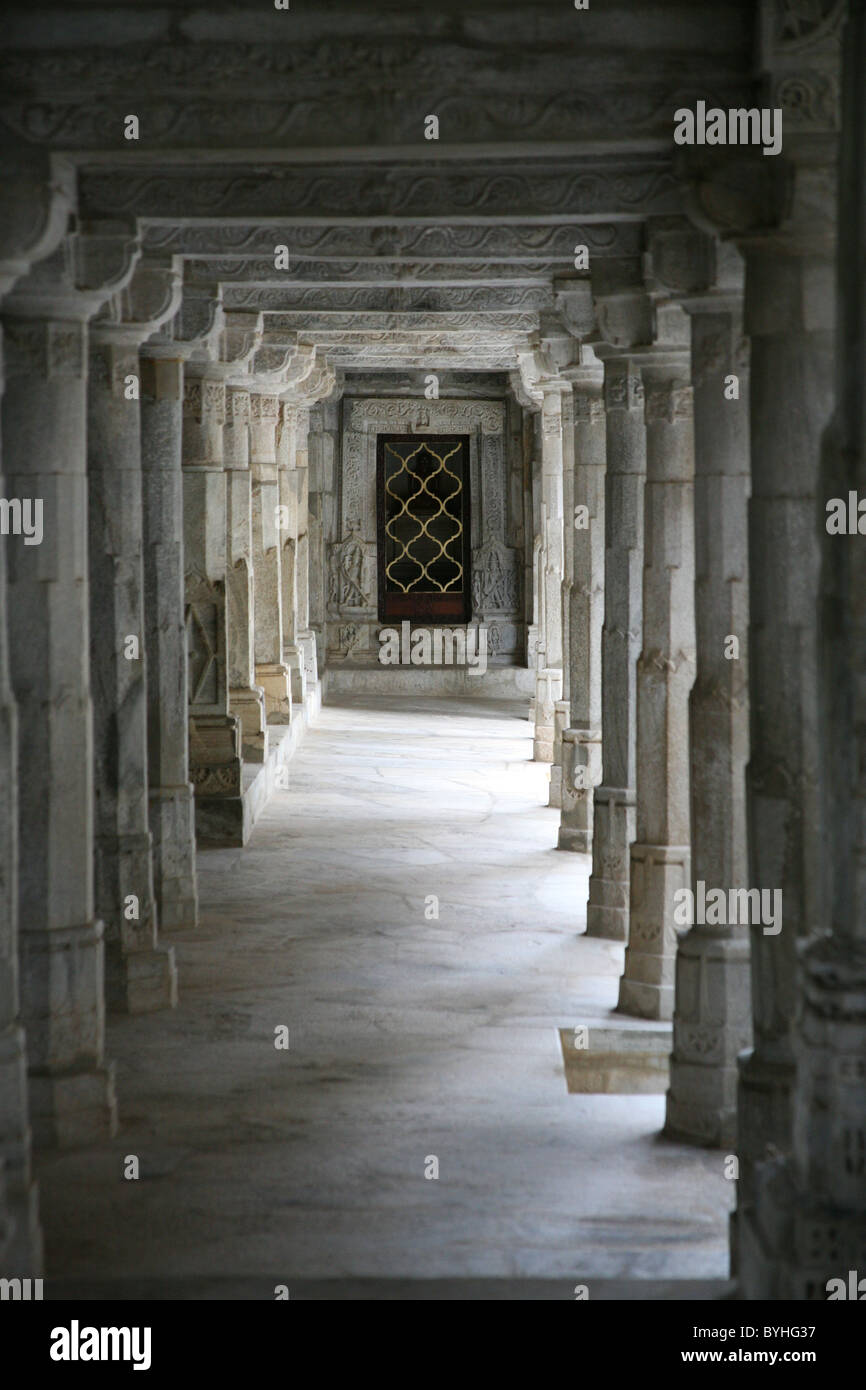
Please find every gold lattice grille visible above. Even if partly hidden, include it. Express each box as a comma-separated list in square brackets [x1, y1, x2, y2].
[383, 441, 464, 593]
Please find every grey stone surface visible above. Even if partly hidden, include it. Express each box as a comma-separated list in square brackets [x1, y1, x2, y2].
[665, 298, 752, 1149]
[619, 336, 696, 1022]
[33, 699, 732, 1291]
[587, 355, 646, 942]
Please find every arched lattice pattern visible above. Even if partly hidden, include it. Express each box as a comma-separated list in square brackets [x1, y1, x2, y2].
[383, 441, 464, 593]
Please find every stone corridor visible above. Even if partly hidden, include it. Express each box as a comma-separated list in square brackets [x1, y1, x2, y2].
[36, 699, 730, 1297]
[1, 0, 864, 1309]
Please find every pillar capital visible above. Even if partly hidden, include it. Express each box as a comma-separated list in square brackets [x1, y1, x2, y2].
[3, 224, 141, 323]
[0, 153, 76, 302]
[91, 254, 183, 351]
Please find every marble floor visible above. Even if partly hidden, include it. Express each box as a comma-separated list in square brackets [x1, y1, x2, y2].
[37, 696, 733, 1299]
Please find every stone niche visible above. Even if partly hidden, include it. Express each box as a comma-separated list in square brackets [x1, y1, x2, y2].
[326, 396, 525, 669]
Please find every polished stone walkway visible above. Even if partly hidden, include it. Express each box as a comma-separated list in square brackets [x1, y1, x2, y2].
[37, 696, 732, 1298]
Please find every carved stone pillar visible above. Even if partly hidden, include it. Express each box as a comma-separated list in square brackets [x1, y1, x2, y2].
[534, 385, 566, 762]
[724, 240, 834, 1288]
[0, 154, 70, 1267]
[183, 369, 243, 838]
[549, 387, 573, 805]
[1, 234, 135, 1144]
[88, 257, 181, 1014]
[0, 333, 39, 1272]
[225, 384, 267, 758]
[559, 362, 606, 851]
[140, 345, 198, 931]
[619, 327, 696, 1021]
[665, 290, 752, 1146]
[250, 390, 291, 723]
[277, 403, 304, 703]
[754, 0, 866, 1299]
[183, 309, 261, 843]
[294, 417, 316, 690]
[586, 356, 646, 940]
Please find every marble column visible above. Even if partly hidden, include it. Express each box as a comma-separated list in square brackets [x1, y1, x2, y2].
[295, 424, 317, 691]
[549, 388, 573, 806]
[665, 297, 751, 1145]
[140, 346, 198, 930]
[278, 403, 304, 703]
[618, 330, 696, 1021]
[2, 242, 125, 1145]
[0, 327, 40, 1273]
[559, 363, 606, 851]
[88, 316, 176, 1013]
[225, 384, 267, 758]
[250, 390, 292, 723]
[586, 356, 646, 940]
[735, 238, 835, 1276]
[534, 385, 566, 762]
[183, 366, 244, 841]
[757, 0, 866, 1298]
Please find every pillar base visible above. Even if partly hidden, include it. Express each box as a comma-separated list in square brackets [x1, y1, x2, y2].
[285, 645, 307, 704]
[664, 930, 751, 1148]
[229, 685, 268, 761]
[548, 699, 570, 808]
[256, 663, 292, 724]
[29, 1063, 118, 1150]
[0, 1025, 42, 1275]
[190, 714, 244, 846]
[617, 842, 690, 1021]
[2, 1179, 43, 1277]
[148, 784, 198, 930]
[298, 631, 318, 687]
[586, 785, 635, 941]
[558, 726, 601, 852]
[94, 830, 157, 940]
[105, 942, 177, 1015]
[533, 668, 562, 764]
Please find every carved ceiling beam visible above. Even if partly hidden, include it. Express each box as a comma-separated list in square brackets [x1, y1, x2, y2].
[78, 158, 683, 224]
[142, 222, 642, 261]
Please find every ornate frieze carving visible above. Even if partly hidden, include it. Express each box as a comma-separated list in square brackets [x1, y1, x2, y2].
[573, 394, 606, 425]
[224, 285, 551, 313]
[183, 379, 226, 426]
[644, 382, 694, 424]
[772, 0, 844, 49]
[80, 161, 681, 222]
[349, 398, 505, 436]
[143, 222, 634, 260]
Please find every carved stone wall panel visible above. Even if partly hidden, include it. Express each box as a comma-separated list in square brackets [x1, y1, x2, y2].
[79, 161, 682, 222]
[349, 398, 505, 436]
[143, 223, 638, 261]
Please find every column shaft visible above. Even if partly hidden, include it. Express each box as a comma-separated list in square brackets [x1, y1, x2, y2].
[665, 304, 752, 1145]
[534, 388, 565, 762]
[250, 392, 291, 723]
[0, 326, 41, 1272]
[2, 309, 116, 1145]
[183, 370, 244, 844]
[225, 385, 267, 758]
[559, 373, 606, 851]
[618, 354, 696, 1021]
[88, 333, 176, 1013]
[140, 352, 198, 930]
[586, 359, 646, 939]
[736, 246, 834, 1272]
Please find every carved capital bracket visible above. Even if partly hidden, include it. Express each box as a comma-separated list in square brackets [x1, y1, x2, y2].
[3, 222, 141, 322]
[0, 152, 77, 303]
